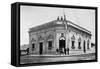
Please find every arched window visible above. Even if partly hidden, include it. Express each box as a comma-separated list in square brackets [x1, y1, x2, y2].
[78, 37, 81, 49]
[71, 35, 75, 49]
[87, 40, 90, 49]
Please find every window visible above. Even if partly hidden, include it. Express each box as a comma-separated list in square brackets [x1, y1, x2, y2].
[48, 41, 52, 50]
[72, 41, 75, 49]
[78, 42, 81, 49]
[78, 37, 81, 49]
[87, 40, 89, 49]
[71, 35, 75, 49]
[83, 40, 86, 53]
[32, 43, 35, 51]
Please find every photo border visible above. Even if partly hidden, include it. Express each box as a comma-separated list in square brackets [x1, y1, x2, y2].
[11, 2, 98, 67]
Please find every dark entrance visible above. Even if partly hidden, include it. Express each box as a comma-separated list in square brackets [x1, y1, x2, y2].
[39, 42, 43, 55]
[59, 33, 66, 53]
[59, 40, 65, 49]
[83, 40, 86, 53]
[59, 33, 66, 50]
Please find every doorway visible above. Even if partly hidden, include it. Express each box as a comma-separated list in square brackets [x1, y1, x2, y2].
[59, 36, 66, 53]
[59, 40, 65, 49]
[83, 40, 86, 53]
[39, 42, 43, 55]
[59, 33, 66, 53]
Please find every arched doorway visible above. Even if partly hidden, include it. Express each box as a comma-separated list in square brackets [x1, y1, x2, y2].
[83, 40, 86, 53]
[59, 33, 66, 51]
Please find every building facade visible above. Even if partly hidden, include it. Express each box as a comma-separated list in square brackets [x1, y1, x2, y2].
[28, 16, 94, 55]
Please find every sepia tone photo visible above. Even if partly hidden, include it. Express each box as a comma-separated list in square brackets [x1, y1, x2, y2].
[20, 5, 96, 64]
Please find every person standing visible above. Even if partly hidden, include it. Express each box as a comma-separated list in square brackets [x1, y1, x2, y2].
[27, 48, 29, 55]
[56, 48, 59, 54]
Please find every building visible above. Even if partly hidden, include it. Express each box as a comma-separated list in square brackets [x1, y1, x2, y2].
[28, 15, 94, 55]
[20, 44, 29, 55]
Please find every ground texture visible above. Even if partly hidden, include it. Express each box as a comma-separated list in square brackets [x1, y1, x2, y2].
[20, 53, 95, 64]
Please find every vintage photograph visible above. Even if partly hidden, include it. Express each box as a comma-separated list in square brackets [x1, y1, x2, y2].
[20, 5, 96, 64]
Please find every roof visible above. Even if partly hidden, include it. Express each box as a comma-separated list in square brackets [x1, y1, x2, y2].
[67, 20, 91, 34]
[29, 20, 57, 32]
[29, 19, 91, 35]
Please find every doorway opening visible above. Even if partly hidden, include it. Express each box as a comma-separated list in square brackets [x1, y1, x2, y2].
[59, 33, 66, 52]
[59, 39, 65, 50]
[83, 40, 86, 53]
[39, 42, 43, 55]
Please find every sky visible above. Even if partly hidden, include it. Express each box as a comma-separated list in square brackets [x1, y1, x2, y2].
[20, 5, 95, 46]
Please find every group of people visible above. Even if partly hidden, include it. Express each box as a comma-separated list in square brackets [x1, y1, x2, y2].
[56, 47, 69, 55]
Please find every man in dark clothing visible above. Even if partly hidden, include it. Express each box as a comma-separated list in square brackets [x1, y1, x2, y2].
[27, 48, 29, 55]
[56, 48, 59, 54]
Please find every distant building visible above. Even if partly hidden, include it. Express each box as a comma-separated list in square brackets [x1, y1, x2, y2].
[28, 15, 94, 55]
[20, 44, 29, 55]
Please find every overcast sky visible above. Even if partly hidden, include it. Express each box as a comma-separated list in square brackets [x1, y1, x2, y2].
[20, 5, 95, 46]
